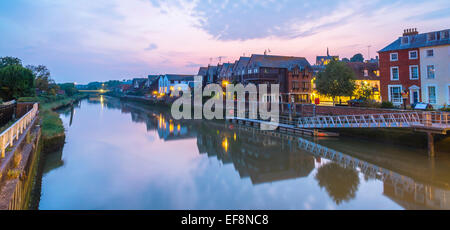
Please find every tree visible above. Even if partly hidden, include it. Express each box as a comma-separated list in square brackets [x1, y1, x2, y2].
[59, 83, 78, 96]
[341, 58, 350, 62]
[0, 65, 35, 100]
[350, 53, 364, 62]
[0, 57, 22, 68]
[356, 81, 373, 100]
[315, 60, 356, 105]
[26, 65, 54, 92]
[315, 163, 360, 205]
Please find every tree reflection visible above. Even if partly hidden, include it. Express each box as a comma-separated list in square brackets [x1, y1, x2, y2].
[315, 162, 360, 205]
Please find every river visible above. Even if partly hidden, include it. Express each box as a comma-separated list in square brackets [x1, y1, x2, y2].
[34, 96, 450, 210]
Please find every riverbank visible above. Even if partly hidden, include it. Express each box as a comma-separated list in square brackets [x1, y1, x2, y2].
[19, 94, 88, 152]
[115, 94, 449, 152]
[40, 94, 88, 152]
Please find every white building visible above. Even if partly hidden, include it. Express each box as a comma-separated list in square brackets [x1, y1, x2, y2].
[419, 30, 450, 108]
[158, 74, 196, 95]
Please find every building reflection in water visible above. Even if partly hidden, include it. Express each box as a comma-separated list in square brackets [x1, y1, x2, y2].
[86, 96, 450, 209]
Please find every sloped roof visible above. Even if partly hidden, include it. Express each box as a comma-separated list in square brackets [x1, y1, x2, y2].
[197, 67, 208, 76]
[379, 29, 450, 52]
[232, 57, 250, 74]
[164, 74, 195, 81]
[346, 62, 379, 81]
[247, 54, 311, 70]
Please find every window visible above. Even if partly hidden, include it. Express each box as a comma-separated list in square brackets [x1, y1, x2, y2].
[428, 86, 436, 104]
[390, 53, 398, 61]
[409, 65, 419, 80]
[254, 68, 258, 73]
[248, 69, 252, 74]
[426, 49, 434, 57]
[364, 69, 368, 77]
[427, 32, 436, 41]
[427, 65, 435, 79]
[401, 36, 409, 45]
[389, 86, 402, 103]
[390, 66, 399, 80]
[441, 30, 449, 40]
[374, 70, 380, 76]
[409, 50, 418, 59]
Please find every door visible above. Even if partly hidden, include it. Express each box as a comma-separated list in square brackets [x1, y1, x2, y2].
[413, 91, 419, 104]
[410, 89, 419, 104]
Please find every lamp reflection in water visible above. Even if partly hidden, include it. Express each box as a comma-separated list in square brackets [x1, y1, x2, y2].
[222, 137, 229, 152]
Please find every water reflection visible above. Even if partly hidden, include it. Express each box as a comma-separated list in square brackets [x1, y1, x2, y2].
[39, 96, 450, 210]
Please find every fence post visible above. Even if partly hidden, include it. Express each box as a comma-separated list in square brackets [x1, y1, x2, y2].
[424, 112, 432, 127]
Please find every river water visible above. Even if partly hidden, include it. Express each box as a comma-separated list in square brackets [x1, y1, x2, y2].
[35, 96, 450, 210]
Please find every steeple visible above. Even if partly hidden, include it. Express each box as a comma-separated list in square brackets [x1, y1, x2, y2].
[327, 47, 329, 57]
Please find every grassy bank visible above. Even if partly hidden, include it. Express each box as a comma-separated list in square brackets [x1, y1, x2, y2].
[19, 94, 87, 152]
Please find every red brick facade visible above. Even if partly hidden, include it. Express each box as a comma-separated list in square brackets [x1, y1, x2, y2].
[286, 66, 313, 103]
[379, 48, 421, 106]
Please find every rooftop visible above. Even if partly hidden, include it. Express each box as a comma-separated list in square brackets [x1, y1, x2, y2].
[379, 28, 450, 52]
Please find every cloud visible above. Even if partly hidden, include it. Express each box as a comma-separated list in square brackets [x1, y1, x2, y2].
[145, 43, 158, 51]
[1, 0, 449, 84]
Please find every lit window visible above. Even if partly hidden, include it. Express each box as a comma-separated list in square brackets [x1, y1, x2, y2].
[427, 65, 435, 79]
[428, 86, 436, 104]
[390, 53, 398, 61]
[426, 49, 434, 57]
[409, 65, 419, 80]
[409, 51, 417, 59]
[364, 69, 368, 77]
[391, 67, 399, 80]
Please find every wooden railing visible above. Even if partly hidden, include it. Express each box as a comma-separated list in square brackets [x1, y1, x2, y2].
[0, 103, 38, 158]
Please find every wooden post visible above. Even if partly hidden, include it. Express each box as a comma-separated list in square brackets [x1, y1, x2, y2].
[427, 132, 435, 158]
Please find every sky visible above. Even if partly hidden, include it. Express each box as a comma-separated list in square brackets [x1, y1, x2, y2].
[0, 0, 449, 84]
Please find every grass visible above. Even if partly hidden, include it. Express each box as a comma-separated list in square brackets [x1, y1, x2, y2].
[18, 94, 87, 139]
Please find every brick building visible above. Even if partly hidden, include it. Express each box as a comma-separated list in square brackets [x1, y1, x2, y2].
[378, 28, 423, 106]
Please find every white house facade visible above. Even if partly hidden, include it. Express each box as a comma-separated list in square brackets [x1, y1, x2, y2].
[419, 33, 450, 108]
[158, 74, 195, 95]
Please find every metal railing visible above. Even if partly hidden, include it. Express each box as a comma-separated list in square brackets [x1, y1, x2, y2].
[0, 103, 38, 158]
[297, 111, 450, 129]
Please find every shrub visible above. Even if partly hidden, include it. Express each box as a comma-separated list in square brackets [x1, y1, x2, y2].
[7, 169, 21, 179]
[380, 101, 394, 108]
[18, 96, 39, 102]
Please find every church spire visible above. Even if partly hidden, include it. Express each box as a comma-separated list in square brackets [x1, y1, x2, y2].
[327, 47, 329, 56]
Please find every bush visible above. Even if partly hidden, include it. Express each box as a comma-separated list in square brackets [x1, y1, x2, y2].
[17, 96, 39, 102]
[7, 169, 21, 179]
[380, 101, 394, 108]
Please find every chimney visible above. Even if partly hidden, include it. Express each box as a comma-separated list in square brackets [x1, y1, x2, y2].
[403, 28, 418, 36]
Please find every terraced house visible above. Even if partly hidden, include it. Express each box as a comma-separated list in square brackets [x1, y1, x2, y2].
[242, 54, 312, 103]
[379, 28, 450, 108]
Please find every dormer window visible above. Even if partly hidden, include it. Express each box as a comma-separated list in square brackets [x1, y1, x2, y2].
[401, 36, 409, 45]
[441, 30, 449, 40]
[427, 32, 436, 41]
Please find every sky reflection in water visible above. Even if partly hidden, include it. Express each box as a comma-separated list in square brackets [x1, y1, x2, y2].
[37, 97, 450, 210]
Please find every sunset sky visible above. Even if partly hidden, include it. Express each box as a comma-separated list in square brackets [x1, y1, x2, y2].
[1, 0, 449, 84]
